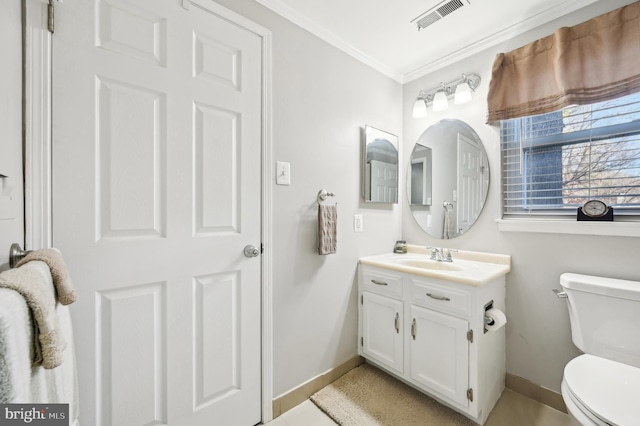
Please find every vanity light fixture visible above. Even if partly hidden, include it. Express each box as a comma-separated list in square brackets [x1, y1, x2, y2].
[411, 73, 481, 117]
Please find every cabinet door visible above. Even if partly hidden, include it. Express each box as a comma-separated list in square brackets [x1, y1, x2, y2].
[410, 305, 469, 406]
[362, 291, 403, 374]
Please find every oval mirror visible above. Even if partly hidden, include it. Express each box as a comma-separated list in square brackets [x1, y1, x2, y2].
[407, 119, 489, 239]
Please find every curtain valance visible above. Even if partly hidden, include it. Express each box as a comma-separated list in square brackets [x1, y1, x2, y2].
[487, 1, 640, 123]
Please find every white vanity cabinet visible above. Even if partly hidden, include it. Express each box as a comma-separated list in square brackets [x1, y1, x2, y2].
[409, 303, 470, 406]
[360, 266, 404, 373]
[361, 291, 404, 374]
[358, 261, 507, 425]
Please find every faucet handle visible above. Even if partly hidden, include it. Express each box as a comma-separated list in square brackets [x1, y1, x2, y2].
[426, 246, 441, 261]
[443, 248, 458, 262]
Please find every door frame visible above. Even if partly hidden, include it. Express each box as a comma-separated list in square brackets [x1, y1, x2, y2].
[23, 0, 275, 421]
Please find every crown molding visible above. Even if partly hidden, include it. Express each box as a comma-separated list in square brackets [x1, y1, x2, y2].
[257, 0, 599, 85]
[255, 0, 404, 83]
[403, 0, 599, 82]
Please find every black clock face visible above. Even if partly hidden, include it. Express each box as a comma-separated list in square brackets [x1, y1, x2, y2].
[582, 200, 607, 217]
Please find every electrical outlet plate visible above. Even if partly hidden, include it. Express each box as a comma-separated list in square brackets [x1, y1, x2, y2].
[354, 214, 363, 232]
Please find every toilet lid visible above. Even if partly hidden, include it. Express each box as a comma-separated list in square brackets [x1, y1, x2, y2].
[564, 354, 640, 425]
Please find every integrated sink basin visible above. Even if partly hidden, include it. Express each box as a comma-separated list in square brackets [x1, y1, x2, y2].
[394, 258, 463, 271]
[359, 245, 511, 286]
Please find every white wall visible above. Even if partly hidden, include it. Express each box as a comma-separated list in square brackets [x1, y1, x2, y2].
[402, 0, 640, 393]
[212, 0, 403, 397]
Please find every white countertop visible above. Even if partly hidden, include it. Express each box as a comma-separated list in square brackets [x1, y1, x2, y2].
[359, 245, 511, 286]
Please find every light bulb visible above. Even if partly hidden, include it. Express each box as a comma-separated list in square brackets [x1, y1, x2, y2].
[412, 99, 427, 118]
[454, 81, 472, 104]
[432, 90, 448, 112]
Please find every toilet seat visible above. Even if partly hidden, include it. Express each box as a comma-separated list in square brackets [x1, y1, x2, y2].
[563, 354, 640, 426]
[562, 379, 607, 426]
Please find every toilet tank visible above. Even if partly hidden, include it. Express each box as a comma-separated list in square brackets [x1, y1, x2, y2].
[560, 273, 640, 368]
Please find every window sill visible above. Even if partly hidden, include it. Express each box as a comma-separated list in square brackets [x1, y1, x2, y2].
[496, 218, 640, 237]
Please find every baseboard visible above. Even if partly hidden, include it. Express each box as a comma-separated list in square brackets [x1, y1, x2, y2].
[506, 373, 567, 414]
[273, 360, 565, 418]
[272, 355, 365, 418]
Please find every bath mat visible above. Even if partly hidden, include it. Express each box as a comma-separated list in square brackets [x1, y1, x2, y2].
[310, 363, 475, 426]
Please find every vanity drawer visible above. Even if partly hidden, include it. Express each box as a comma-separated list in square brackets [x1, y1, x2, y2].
[360, 265, 403, 298]
[411, 277, 471, 317]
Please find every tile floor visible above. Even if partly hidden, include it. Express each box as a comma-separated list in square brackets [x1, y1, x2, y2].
[264, 389, 574, 426]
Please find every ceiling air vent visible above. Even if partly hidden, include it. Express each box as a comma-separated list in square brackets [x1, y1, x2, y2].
[411, 0, 469, 31]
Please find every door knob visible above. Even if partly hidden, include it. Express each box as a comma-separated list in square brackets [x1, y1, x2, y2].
[243, 245, 260, 258]
[9, 243, 31, 268]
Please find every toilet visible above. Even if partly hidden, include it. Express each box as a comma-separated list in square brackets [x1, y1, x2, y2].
[559, 273, 640, 425]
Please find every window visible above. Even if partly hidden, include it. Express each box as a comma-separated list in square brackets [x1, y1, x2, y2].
[501, 92, 640, 219]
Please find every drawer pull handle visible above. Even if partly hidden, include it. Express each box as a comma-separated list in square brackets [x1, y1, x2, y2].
[411, 318, 416, 340]
[426, 293, 450, 301]
[394, 312, 399, 334]
[371, 279, 388, 286]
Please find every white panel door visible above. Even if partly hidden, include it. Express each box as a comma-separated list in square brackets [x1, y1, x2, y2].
[410, 305, 469, 407]
[0, 0, 24, 268]
[457, 133, 483, 234]
[52, 1, 263, 425]
[362, 291, 404, 374]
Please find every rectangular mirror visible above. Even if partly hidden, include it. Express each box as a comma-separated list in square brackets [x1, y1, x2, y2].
[363, 125, 398, 204]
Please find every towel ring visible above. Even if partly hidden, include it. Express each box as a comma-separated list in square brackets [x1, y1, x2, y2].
[317, 189, 336, 205]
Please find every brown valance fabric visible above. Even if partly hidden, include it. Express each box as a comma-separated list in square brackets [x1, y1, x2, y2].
[487, 1, 640, 123]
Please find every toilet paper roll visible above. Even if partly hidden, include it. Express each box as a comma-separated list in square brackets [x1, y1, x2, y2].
[484, 308, 507, 332]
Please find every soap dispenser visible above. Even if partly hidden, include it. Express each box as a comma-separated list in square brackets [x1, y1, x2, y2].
[394, 240, 407, 254]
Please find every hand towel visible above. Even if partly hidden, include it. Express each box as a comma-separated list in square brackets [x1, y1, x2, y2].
[442, 207, 451, 240]
[16, 248, 76, 305]
[0, 262, 67, 369]
[318, 203, 337, 255]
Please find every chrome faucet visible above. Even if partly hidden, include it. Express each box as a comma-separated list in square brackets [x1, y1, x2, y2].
[427, 246, 443, 261]
[427, 247, 458, 262]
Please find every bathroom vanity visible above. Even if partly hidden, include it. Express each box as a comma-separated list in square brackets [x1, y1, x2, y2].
[357, 246, 510, 425]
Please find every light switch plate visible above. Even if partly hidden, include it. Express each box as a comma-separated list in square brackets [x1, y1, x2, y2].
[276, 161, 291, 185]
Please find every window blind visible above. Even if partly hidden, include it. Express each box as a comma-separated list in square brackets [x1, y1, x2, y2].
[501, 92, 640, 218]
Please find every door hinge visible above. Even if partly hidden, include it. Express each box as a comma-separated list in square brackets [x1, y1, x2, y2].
[360, 336, 363, 347]
[47, 0, 55, 34]
[467, 329, 473, 343]
[360, 295, 363, 305]
[467, 388, 474, 402]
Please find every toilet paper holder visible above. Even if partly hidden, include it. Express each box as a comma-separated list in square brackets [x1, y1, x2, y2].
[483, 300, 494, 333]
